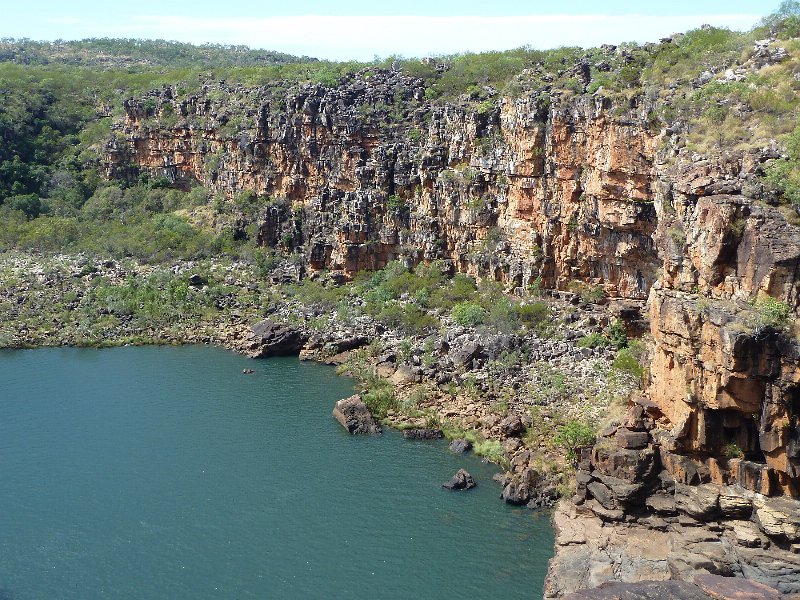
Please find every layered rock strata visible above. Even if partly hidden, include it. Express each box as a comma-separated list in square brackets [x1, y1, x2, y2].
[106, 65, 800, 595]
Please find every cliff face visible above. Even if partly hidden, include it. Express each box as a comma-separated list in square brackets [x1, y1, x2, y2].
[106, 67, 800, 592]
[108, 74, 659, 299]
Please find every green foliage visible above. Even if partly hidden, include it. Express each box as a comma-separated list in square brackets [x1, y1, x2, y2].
[568, 281, 606, 304]
[430, 273, 478, 308]
[612, 347, 645, 380]
[287, 279, 349, 311]
[451, 302, 487, 327]
[359, 260, 448, 314]
[376, 302, 438, 336]
[646, 26, 748, 84]
[577, 332, 610, 349]
[765, 126, 800, 206]
[0, 181, 245, 260]
[362, 382, 398, 420]
[553, 421, 595, 461]
[751, 295, 793, 330]
[0, 38, 310, 69]
[471, 438, 508, 465]
[604, 319, 629, 350]
[514, 301, 550, 328]
[724, 442, 745, 459]
[757, 1, 800, 38]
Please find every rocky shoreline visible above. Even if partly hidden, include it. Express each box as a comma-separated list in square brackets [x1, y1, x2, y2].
[0, 250, 644, 592]
[3, 246, 800, 597]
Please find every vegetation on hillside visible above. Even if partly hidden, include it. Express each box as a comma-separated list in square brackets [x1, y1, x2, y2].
[0, 3, 799, 263]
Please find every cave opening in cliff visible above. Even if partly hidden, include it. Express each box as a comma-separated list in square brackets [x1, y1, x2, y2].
[719, 408, 764, 463]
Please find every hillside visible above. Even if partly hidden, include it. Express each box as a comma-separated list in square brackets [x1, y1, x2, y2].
[1, 5, 800, 598]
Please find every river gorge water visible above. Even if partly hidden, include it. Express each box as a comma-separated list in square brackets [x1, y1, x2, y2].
[0, 346, 553, 599]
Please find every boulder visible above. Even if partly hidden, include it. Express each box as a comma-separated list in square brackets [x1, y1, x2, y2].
[449, 340, 483, 368]
[403, 428, 444, 440]
[500, 414, 524, 437]
[587, 481, 616, 510]
[501, 466, 539, 505]
[390, 364, 419, 384]
[442, 469, 476, 490]
[718, 486, 753, 518]
[247, 319, 307, 358]
[646, 492, 678, 515]
[332, 395, 382, 436]
[592, 446, 656, 483]
[449, 439, 472, 453]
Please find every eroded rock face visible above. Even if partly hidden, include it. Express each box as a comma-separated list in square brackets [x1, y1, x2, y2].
[107, 73, 660, 299]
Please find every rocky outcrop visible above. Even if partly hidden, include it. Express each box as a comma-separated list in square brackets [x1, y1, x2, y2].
[403, 428, 444, 440]
[332, 395, 382, 435]
[107, 70, 660, 299]
[449, 439, 472, 453]
[442, 469, 476, 490]
[561, 574, 787, 600]
[546, 401, 800, 597]
[247, 319, 307, 358]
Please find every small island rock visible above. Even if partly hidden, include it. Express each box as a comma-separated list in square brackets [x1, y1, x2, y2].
[442, 469, 476, 491]
[332, 395, 382, 436]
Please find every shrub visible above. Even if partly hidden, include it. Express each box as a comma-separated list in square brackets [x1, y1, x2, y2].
[431, 273, 478, 308]
[764, 126, 800, 205]
[472, 438, 508, 466]
[612, 347, 644, 380]
[604, 319, 628, 350]
[377, 302, 438, 335]
[724, 442, 744, 459]
[515, 301, 550, 327]
[752, 295, 793, 331]
[577, 332, 610, 348]
[451, 302, 487, 327]
[362, 383, 398, 420]
[553, 421, 595, 461]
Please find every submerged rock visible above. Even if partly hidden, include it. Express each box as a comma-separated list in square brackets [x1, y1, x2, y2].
[442, 469, 476, 491]
[332, 395, 381, 436]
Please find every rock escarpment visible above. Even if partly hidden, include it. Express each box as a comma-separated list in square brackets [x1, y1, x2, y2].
[106, 60, 800, 596]
[106, 69, 659, 299]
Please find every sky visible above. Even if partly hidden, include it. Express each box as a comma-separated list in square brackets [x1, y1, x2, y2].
[0, 1, 785, 61]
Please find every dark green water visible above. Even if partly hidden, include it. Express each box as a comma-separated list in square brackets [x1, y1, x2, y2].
[0, 346, 553, 599]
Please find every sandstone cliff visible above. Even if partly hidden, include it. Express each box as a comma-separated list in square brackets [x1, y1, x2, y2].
[106, 50, 800, 595]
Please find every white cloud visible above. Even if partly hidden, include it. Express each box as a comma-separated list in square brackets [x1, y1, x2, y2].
[66, 14, 764, 60]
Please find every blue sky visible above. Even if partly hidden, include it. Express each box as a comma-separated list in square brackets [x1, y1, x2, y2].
[1, 1, 784, 60]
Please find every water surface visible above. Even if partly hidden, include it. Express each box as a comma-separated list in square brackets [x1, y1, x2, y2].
[0, 346, 552, 599]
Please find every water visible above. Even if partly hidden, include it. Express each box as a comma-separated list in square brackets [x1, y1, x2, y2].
[0, 346, 553, 599]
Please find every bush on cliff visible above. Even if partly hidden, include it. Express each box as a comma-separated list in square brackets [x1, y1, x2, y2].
[751, 295, 793, 331]
[452, 302, 487, 327]
[764, 125, 800, 206]
[553, 421, 595, 461]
